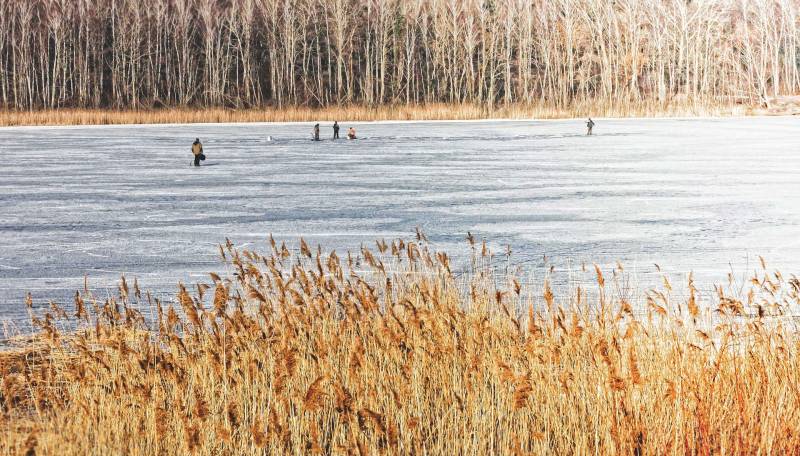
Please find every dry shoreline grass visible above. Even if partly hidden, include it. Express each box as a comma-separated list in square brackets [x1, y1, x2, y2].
[0, 102, 767, 127]
[2, 235, 800, 454]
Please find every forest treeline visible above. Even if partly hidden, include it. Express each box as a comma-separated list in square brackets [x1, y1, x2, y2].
[0, 0, 798, 110]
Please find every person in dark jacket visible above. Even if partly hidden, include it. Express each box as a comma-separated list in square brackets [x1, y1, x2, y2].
[313, 123, 320, 141]
[586, 118, 595, 136]
[333, 121, 340, 139]
[191, 138, 205, 166]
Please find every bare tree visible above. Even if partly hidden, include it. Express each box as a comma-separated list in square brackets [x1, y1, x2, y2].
[0, 0, 798, 111]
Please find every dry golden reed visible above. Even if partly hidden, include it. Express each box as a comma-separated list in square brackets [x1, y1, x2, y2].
[2, 234, 800, 455]
[0, 101, 758, 127]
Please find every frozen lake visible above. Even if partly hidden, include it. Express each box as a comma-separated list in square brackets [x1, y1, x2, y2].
[1, 117, 800, 327]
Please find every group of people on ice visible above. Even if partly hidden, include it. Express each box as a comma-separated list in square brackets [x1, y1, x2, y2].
[313, 121, 356, 141]
[192, 118, 596, 166]
[191, 120, 358, 166]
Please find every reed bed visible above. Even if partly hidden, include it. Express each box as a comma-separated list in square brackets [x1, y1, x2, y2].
[0, 101, 752, 127]
[2, 234, 800, 455]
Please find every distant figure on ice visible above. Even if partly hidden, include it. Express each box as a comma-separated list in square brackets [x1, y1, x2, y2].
[333, 121, 340, 139]
[313, 123, 320, 141]
[586, 118, 595, 136]
[266, 135, 274, 142]
[191, 138, 205, 166]
[347, 127, 357, 140]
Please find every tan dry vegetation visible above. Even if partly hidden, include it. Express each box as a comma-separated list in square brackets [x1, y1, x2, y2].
[0, 101, 754, 127]
[3, 235, 800, 454]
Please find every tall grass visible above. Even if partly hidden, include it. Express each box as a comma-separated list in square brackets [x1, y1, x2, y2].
[2, 235, 800, 454]
[0, 101, 754, 127]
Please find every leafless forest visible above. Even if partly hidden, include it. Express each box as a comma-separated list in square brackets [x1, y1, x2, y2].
[0, 0, 798, 110]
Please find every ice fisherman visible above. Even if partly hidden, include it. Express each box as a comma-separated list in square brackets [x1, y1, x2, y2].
[313, 123, 320, 141]
[191, 138, 205, 166]
[347, 127, 356, 140]
[586, 118, 595, 136]
[333, 121, 340, 139]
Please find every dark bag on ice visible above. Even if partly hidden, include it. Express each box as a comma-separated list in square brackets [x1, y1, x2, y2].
[199, 154, 206, 161]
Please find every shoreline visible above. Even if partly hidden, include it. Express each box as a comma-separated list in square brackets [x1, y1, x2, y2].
[0, 111, 796, 131]
[1, 102, 794, 128]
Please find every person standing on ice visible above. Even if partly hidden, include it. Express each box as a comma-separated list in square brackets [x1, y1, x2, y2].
[333, 121, 340, 139]
[347, 127, 356, 139]
[586, 118, 595, 136]
[191, 138, 205, 166]
[313, 123, 321, 141]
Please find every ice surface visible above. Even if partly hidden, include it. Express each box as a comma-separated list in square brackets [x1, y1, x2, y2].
[1, 117, 800, 327]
